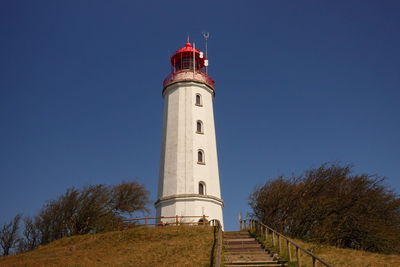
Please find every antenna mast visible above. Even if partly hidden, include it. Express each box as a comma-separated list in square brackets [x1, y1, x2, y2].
[202, 32, 210, 74]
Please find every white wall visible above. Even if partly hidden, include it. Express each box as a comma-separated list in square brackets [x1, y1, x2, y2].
[156, 80, 224, 228]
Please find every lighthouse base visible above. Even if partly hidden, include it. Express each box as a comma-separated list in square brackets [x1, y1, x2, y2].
[155, 194, 224, 229]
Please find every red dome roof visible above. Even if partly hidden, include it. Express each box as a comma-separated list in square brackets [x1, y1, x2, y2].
[170, 42, 206, 69]
[175, 42, 199, 53]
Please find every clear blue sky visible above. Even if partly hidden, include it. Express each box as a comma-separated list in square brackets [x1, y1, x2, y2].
[1, 1, 399, 231]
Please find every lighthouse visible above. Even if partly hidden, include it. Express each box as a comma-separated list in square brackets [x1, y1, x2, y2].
[155, 41, 224, 227]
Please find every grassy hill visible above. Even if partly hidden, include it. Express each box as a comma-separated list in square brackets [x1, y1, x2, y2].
[3, 226, 399, 267]
[0, 226, 214, 267]
[258, 233, 400, 267]
[290, 238, 400, 267]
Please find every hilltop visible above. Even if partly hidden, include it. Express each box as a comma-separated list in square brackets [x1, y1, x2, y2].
[0, 226, 214, 267]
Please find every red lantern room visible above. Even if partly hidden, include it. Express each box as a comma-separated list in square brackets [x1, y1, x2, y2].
[163, 42, 215, 94]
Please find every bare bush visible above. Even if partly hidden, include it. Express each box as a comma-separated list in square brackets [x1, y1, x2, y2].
[0, 214, 21, 256]
[34, 182, 150, 245]
[249, 163, 400, 253]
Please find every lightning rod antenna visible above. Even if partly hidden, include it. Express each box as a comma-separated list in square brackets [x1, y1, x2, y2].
[202, 31, 210, 74]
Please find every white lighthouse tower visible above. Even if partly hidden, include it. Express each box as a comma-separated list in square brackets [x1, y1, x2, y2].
[155, 41, 224, 227]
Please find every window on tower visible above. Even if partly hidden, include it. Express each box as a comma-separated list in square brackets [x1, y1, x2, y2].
[197, 150, 205, 164]
[196, 120, 203, 134]
[199, 182, 206, 195]
[195, 94, 202, 106]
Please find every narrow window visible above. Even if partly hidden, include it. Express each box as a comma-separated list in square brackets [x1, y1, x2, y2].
[199, 182, 206, 195]
[195, 94, 202, 106]
[197, 150, 204, 164]
[196, 120, 203, 134]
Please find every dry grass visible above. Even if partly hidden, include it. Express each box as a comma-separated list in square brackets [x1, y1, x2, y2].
[0, 226, 214, 267]
[289, 238, 400, 267]
[254, 231, 400, 267]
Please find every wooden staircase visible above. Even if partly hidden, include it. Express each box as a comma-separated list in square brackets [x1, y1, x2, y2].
[223, 231, 286, 267]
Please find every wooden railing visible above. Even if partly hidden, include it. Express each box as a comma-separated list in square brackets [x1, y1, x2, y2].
[240, 219, 332, 267]
[121, 215, 209, 228]
[209, 219, 222, 267]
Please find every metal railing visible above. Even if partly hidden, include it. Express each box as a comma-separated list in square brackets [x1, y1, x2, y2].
[162, 70, 215, 90]
[240, 219, 332, 267]
[121, 215, 209, 228]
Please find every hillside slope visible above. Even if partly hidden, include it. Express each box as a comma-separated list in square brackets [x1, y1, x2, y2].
[291, 238, 400, 267]
[0, 226, 214, 267]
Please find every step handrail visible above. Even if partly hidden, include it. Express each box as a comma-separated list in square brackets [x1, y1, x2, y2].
[241, 219, 332, 267]
[210, 219, 222, 267]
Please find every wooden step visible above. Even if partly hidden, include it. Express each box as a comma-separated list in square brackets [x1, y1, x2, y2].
[223, 231, 285, 267]
[224, 263, 284, 267]
[224, 253, 272, 256]
[225, 264, 283, 267]
[225, 240, 258, 243]
[225, 257, 275, 262]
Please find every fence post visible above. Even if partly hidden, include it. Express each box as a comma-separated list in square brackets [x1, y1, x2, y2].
[312, 257, 317, 267]
[278, 234, 282, 253]
[176, 215, 179, 226]
[272, 231, 276, 247]
[296, 247, 301, 267]
[287, 240, 292, 262]
[145, 217, 148, 225]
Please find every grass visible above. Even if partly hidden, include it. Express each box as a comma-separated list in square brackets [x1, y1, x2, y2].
[251, 230, 400, 267]
[288, 238, 400, 267]
[0, 226, 215, 267]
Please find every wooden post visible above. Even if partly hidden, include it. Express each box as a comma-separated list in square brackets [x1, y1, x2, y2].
[239, 212, 242, 230]
[312, 257, 317, 267]
[278, 234, 282, 253]
[176, 215, 179, 226]
[145, 217, 148, 225]
[272, 232, 276, 247]
[265, 227, 268, 240]
[296, 247, 301, 267]
[202, 215, 206, 226]
[287, 240, 292, 262]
